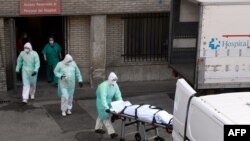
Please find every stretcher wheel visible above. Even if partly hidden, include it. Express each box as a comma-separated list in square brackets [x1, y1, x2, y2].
[134, 133, 141, 141]
[154, 136, 165, 141]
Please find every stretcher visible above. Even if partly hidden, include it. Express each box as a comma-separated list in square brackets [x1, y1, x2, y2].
[110, 101, 173, 141]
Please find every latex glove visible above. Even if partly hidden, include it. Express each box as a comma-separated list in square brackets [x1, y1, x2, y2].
[61, 75, 67, 80]
[105, 109, 111, 113]
[31, 72, 37, 76]
[111, 114, 119, 123]
[79, 82, 83, 88]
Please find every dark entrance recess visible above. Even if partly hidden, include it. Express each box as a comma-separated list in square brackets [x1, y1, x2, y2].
[15, 16, 65, 82]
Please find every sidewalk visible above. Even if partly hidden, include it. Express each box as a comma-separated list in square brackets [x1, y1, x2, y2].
[2, 79, 177, 102]
[0, 80, 177, 141]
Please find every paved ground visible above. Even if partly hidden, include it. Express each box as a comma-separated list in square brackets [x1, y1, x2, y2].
[0, 80, 177, 141]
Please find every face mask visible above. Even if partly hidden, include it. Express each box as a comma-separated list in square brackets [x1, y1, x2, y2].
[111, 81, 116, 86]
[24, 48, 30, 53]
[49, 41, 54, 44]
[109, 78, 117, 86]
[65, 61, 72, 66]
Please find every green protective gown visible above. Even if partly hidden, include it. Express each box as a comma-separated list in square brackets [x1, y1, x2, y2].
[96, 81, 122, 120]
[54, 61, 83, 97]
[42, 42, 61, 83]
[16, 51, 40, 86]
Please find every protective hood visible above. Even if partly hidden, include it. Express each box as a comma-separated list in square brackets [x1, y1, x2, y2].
[62, 54, 73, 64]
[24, 42, 32, 50]
[108, 72, 118, 86]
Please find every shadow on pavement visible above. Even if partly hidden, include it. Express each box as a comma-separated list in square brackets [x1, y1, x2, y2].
[43, 102, 95, 132]
[75, 131, 103, 141]
[0, 102, 39, 112]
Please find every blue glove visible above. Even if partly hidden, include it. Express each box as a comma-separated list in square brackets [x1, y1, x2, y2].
[31, 72, 37, 76]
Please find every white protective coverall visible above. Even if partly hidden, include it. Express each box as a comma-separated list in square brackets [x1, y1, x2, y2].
[95, 72, 122, 135]
[54, 54, 83, 116]
[16, 42, 40, 103]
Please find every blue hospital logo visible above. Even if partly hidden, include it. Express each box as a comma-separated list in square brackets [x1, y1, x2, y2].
[209, 38, 220, 50]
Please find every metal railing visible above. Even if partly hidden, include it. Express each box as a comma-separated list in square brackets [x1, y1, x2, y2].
[122, 13, 169, 62]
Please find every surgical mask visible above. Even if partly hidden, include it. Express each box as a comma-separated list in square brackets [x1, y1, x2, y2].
[111, 81, 117, 86]
[109, 78, 117, 86]
[49, 41, 54, 44]
[24, 48, 30, 53]
[65, 61, 72, 66]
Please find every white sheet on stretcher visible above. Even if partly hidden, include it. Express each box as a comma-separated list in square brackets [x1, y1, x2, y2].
[110, 101, 173, 125]
[110, 100, 132, 113]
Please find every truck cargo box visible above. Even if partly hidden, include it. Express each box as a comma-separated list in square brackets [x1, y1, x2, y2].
[169, 0, 250, 90]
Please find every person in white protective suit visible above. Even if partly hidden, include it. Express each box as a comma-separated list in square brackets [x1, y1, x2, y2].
[54, 54, 83, 116]
[95, 72, 122, 139]
[16, 42, 40, 104]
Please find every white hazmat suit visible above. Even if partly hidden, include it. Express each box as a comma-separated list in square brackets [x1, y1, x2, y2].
[54, 54, 83, 116]
[16, 42, 40, 103]
[95, 72, 122, 139]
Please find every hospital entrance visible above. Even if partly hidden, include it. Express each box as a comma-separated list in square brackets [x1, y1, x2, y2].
[15, 16, 66, 86]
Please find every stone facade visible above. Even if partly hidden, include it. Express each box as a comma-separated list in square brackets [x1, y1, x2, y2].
[0, 0, 170, 17]
[0, 0, 172, 92]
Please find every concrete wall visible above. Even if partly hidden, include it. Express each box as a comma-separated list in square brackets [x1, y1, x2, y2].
[0, 0, 170, 17]
[90, 15, 107, 86]
[107, 64, 173, 81]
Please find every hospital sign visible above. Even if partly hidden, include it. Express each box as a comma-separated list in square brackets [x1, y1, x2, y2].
[20, 0, 61, 15]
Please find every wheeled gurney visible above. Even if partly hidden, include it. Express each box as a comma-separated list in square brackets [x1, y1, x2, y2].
[110, 101, 173, 141]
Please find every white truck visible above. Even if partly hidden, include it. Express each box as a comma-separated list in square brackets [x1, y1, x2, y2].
[169, 0, 250, 90]
[172, 78, 250, 141]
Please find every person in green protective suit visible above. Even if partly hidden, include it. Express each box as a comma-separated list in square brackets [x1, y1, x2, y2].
[42, 36, 62, 85]
[16, 42, 40, 104]
[54, 54, 83, 116]
[95, 72, 122, 139]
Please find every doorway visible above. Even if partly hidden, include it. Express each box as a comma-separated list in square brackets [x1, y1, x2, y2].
[15, 16, 66, 84]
